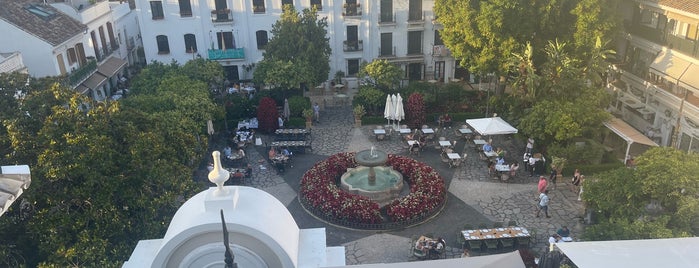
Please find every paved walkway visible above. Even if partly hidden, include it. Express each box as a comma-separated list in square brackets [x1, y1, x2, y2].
[207, 104, 586, 265]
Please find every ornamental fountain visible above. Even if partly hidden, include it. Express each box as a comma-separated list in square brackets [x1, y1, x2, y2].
[340, 147, 404, 206]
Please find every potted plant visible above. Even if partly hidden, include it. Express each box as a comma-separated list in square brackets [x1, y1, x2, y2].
[303, 108, 314, 129]
[551, 156, 567, 179]
[353, 104, 366, 127]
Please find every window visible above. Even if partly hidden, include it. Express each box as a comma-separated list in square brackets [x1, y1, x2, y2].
[253, 0, 266, 13]
[380, 32, 392, 56]
[434, 30, 443, 46]
[407, 63, 422, 81]
[408, 0, 422, 21]
[640, 9, 658, 28]
[407, 31, 422, 55]
[256, 30, 268, 49]
[184, 34, 197, 53]
[156, 35, 170, 54]
[67, 48, 77, 64]
[179, 0, 192, 17]
[310, 0, 321, 10]
[380, 0, 393, 23]
[347, 59, 360, 76]
[216, 31, 235, 49]
[282, 0, 293, 8]
[434, 61, 445, 81]
[150, 1, 164, 20]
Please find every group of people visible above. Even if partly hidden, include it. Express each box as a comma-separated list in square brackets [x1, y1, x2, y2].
[269, 146, 292, 173]
[414, 236, 446, 259]
[548, 226, 574, 251]
[437, 113, 452, 127]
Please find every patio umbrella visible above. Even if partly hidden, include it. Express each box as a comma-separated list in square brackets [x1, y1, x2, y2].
[394, 93, 405, 128]
[283, 98, 290, 120]
[207, 119, 215, 135]
[383, 95, 394, 126]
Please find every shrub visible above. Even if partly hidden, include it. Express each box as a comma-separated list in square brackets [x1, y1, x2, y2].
[256, 97, 279, 133]
[287, 95, 310, 118]
[406, 93, 425, 128]
[353, 86, 385, 116]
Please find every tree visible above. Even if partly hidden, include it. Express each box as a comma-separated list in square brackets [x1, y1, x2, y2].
[582, 147, 699, 240]
[358, 59, 402, 92]
[254, 5, 331, 89]
[257, 97, 279, 133]
[406, 93, 426, 129]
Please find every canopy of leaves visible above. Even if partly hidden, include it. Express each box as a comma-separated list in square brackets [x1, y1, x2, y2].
[353, 86, 385, 116]
[582, 147, 699, 240]
[358, 60, 402, 92]
[254, 6, 331, 89]
[0, 60, 219, 266]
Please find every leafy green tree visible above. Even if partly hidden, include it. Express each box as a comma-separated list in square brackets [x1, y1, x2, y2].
[353, 86, 385, 115]
[358, 59, 402, 92]
[571, 0, 621, 55]
[582, 147, 699, 240]
[254, 5, 331, 89]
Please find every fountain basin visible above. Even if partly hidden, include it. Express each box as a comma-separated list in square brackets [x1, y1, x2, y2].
[340, 166, 404, 206]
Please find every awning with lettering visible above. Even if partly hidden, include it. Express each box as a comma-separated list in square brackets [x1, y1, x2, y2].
[97, 56, 127, 78]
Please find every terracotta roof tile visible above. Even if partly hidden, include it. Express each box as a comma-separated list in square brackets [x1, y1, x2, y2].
[0, 0, 86, 46]
[658, 0, 699, 15]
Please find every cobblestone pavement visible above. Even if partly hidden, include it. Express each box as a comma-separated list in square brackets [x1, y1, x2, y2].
[206, 103, 586, 265]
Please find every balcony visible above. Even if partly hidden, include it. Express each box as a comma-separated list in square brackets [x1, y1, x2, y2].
[408, 10, 424, 23]
[343, 40, 363, 52]
[432, 45, 449, 57]
[211, 9, 233, 23]
[378, 46, 396, 58]
[625, 22, 663, 44]
[96, 44, 118, 62]
[68, 59, 97, 87]
[342, 3, 361, 17]
[252, 5, 265, 13]
[666, 34, 698, 58]
[126, 37, 135, 50]
[378, 12, 396, 26]
[208, 48, 245, 60]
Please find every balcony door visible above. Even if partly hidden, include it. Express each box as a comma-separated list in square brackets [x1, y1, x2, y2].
[214, 0, 228, 20]
[380, 32, 392, 56]
[408, 0, 422, 21]
[380, 0, 392, 22]
[217, 31, 235, 50]
[347, 25, 358, 49]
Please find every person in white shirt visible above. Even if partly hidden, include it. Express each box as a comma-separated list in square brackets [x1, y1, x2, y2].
[278, 116, 284, 128]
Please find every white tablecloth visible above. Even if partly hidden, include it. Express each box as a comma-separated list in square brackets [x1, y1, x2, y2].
[237, 118, 258, 129]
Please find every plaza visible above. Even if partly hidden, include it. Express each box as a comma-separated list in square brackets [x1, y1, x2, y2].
[200, 104, 586, 264]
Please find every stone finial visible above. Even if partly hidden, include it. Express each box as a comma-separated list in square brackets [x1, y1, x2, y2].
[208, 151, 230, 196]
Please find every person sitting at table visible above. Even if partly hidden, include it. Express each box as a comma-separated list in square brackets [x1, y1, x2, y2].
[428, 237, 445, 259]
[268, 147, 277, 160]
[282, 147, 292, 157]
[496, 156, 505, 165]
[496, 147, 505, 158]
[487, 161, 496, 177]
[442, 113, 452, 127]
[223, 146, 232, 158]
[548, 234, 562, 250]
[509, 162, 519, 177]
[557, 226, 571, 238]
[410, 140, 421, 152]
[237, 148, 246, 158]
[482, 141, 493, 152]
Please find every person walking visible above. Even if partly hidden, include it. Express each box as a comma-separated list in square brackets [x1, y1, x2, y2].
[549, 168, 557, 189]
[313, 102, 320, 123]
[536, 190, 551, 218]
[526, 137, 534, 154]
[537, 176, 548, 194]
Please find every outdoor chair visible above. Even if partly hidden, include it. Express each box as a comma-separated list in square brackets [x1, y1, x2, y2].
[467, 240, 484, 254]
[456, 231, 466, 249]
[507, 220, 518, 227]
[492, 222, 503, 228]
[410, 146, 421, 157]
[478, 223, 488, 229]
[499, 238, 516, 252]
[484, 239, 499, 253]
[516, 237, 531, 248]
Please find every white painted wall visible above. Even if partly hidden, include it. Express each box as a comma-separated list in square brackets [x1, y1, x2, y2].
[0, 20, 69, 77]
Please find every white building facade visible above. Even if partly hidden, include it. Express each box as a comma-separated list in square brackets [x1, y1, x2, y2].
[135, 0, 459, 85]
[610, 0, 699, 153]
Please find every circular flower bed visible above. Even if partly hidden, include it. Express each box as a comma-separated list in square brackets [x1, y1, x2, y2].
[299, 152, 446, 229]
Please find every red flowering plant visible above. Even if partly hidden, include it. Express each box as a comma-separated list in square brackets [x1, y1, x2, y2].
[299, 153, 446, 227]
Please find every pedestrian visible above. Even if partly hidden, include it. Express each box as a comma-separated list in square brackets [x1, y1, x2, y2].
[537, 176, 548, 194]
[313, 102, 320, 123]
[278, 115, 284, 129]
[536, 190, 551, 218]
[549, 168, 557, 189]
[523, 153, 531, 172]
[570, 169, 581, 193]
[526, 137, 534, 154]
[577, 175, 585, 201]
[528, 155, 537, 177]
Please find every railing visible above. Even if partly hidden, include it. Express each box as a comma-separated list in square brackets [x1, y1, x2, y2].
[432, 45, 449, 56]
[210, 9, 233, 23]
[207, 48, 245, 60]
[343, 40, 363, 52]
[379, 12, 395, 24]
[666, 34, 698, 57]
[96, 44, 118, 62]
[379, 46, 396, 57]
[68, 59, 97, 87]
[252, 5, 265, 13]
[408, 10, 424, 22]
[625, 22, 663, 45]
[343, 3, 361, 17]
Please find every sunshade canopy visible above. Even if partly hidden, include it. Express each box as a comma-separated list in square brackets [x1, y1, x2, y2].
[466, 117, 518, 135]
[556, 237, 699, 268]
[331, 251, 525, 268]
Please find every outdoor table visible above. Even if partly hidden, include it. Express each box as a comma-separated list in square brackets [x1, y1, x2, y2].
[459, 128, 473, 134]
[399, 128, 411, 134]
[461, 227, 530, 241]
[495, 164, 510, 172]
[407, 140, 419, 146]
[275, 128, 310, 141]
[373, 129, 386, 135]
[335, 94, 348, 106]
[275, 128, 310, 135]
[334, 84, 345, 89]
[271, 140, 311, 153]
[473, 139, 487, 145]
[447, 153, 461, 160]
[422, 128, 435, 134]
[439, 141, 452, 147]
[484, 151, 498, 158]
